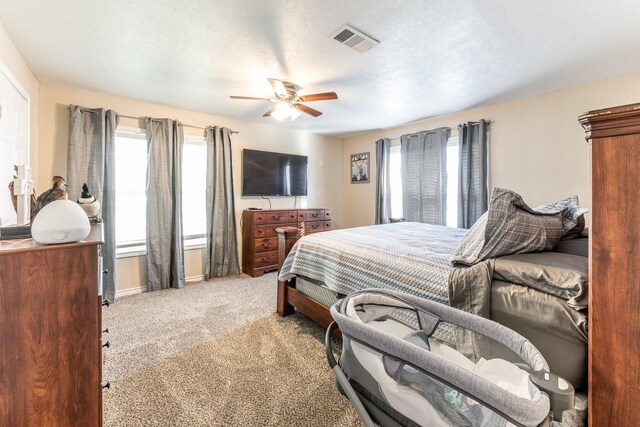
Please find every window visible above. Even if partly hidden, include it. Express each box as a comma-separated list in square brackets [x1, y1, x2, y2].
[445, 137, 459, 227]
[181, 136, 207, 245]
[114, 127, 207, 256]
[115, 128, 147, 254]
[389, 145, 403, 219]
[388, 136, 459, 227]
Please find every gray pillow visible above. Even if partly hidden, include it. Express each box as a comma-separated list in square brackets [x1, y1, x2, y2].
[452, 188, 563, 266]
[534, 195, 588, 238]
[553, 237, 588, 257]
[493, 252, 588, 310]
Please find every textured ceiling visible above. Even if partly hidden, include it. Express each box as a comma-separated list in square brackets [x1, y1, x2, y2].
[2, 0, 640, 137]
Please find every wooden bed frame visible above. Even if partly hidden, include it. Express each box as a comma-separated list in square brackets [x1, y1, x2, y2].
[275, 226, 335, 329]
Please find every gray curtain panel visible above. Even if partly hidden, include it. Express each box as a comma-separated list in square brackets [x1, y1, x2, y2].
[204, 126, 240, 278]
[374, 138, 391, 224]
[145, 118, 185, 291]
[67, 105, 119, 302]
[400, 128, 450, 224]
[458, 120, 489, 228]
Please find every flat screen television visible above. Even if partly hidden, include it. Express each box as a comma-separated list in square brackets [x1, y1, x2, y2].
[242, 149, 308, 196]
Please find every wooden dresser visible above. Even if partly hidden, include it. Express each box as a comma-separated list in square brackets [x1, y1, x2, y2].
[0, 225, 106, 426]
[579, 103, 640, 427]
[242, 208, 332, 277]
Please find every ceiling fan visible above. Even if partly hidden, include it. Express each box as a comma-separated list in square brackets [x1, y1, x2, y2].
[230, 78, 338, 121]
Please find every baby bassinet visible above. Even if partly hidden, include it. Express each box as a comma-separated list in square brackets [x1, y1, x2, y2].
[326, 289, 575, 427]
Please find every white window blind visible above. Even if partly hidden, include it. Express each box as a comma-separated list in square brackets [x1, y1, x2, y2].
[115, 128, 147, 251]
[388, 136, 459, 227]
[181, 136, 207, 246]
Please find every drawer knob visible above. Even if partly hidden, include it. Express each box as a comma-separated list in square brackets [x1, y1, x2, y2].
[261, 257, 269, 262]
[312, 213, 319, 218]
[102, 341, 110, 348]
[103, 328, 109, 334]
[273, 215, 281, 220]
[103, 269, 109, 275]
[102, 382, 111, 389]
[102, 300, 110, 307]
[262, 242, 271, 247]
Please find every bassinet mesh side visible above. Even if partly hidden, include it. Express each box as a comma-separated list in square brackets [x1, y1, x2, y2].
[389, 307, 455, 345]
[333, 290, 552, 427]
[341, 337, 518, 427]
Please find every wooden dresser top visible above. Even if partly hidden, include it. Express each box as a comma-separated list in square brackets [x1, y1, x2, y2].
[0, 223, 104, 255]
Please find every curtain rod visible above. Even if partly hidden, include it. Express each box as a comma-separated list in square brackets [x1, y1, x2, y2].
[386, 120, 491, 141]
[388, 128, 445, 141]
[68, 106, 239, 134]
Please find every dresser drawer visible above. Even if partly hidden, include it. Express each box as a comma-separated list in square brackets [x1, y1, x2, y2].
[257, 210, 297, 224]
[299, 209, 324, 221]
[324, 209, 332, 219]
[254, 237, 278, 253]
[255, 223, 297, 238]
[303, 221, 325, 234]
[324, 221, 332, 231]
[255, 250, 278, 267]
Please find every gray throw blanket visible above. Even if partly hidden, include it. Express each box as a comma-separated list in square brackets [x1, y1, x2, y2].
[448, 260, 496, 358]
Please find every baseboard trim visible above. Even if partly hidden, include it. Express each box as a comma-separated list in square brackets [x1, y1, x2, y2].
[115, 275, 206, 299]
[115, 286, 146, 299]
[186, 274, 205, 282]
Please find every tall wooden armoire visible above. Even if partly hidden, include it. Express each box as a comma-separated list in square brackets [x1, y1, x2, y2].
[579, 103, 640, 427]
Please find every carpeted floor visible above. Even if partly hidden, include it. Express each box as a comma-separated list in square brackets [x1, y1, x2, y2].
[103, 273, 361, 426]
[103, 273, 585, 427]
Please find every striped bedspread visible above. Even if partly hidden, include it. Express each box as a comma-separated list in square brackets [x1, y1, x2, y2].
[279, 222, 466, 306]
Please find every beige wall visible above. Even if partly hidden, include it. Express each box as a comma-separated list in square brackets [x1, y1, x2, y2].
[342, 71, 640, 228]
[0, 21, 39, 185]
[38, 83, 343, 294]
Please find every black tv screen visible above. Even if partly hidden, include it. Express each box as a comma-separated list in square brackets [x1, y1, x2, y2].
[242, 149, 308, 196]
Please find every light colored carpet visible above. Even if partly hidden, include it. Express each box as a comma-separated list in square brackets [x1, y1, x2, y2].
[103, 273, 277, 382]
[103, 272, 585, 427]
[103, 273, 361, 426]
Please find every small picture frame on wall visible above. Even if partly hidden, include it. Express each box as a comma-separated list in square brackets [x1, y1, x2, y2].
[350, 152, 370, 184]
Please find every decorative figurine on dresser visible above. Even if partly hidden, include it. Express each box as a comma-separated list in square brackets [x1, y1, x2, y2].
[77, 183, 102, 222]
[32, 175, 68, 218]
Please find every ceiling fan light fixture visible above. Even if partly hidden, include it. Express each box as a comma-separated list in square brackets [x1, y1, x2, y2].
[231, 78, 338, 121]
[271, 101, 291, 122]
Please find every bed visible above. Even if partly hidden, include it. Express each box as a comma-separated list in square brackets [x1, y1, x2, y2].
[276, 217, 589, 389]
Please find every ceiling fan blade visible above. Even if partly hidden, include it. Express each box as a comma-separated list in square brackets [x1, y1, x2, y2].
[263, 106, 277, 117]
[230, 96, 271, 101]
[295, 104, 323, 117]
[267, 78, 288, 97]
[298, 92, 338, 102]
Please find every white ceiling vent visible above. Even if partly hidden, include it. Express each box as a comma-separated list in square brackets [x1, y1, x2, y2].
[331, 25, 379, 52]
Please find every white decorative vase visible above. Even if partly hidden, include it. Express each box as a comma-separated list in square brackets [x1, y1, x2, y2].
[31, 200, 91, 244]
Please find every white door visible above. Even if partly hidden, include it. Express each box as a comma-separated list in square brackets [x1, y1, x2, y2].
[0, 63, 30, 227]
